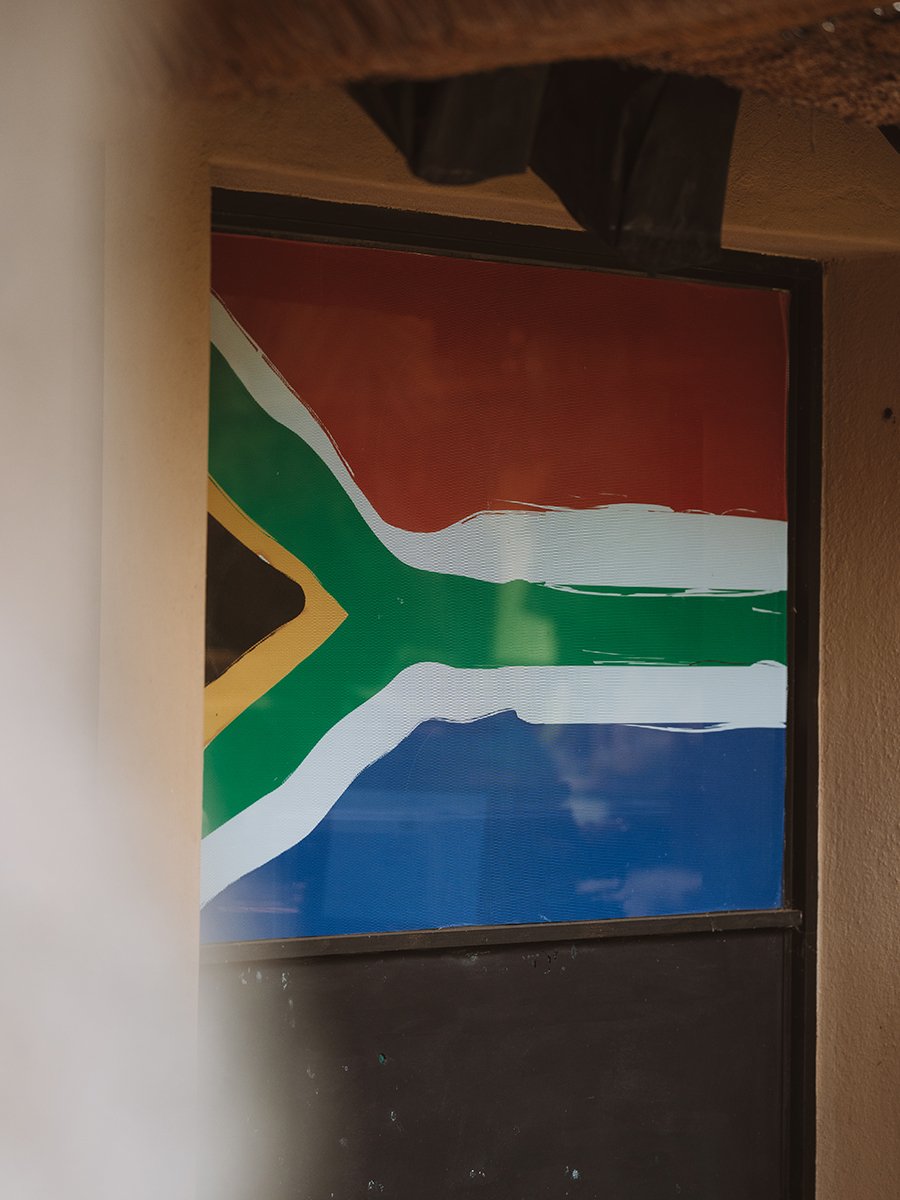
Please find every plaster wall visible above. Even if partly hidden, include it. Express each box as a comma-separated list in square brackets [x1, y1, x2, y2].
[818, 255, 900, 1198]
[91, 84, 900, 1199]
[197, 86, 900, 256]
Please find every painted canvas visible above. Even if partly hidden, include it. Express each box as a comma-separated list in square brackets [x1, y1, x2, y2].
[202, 233, 788, 942]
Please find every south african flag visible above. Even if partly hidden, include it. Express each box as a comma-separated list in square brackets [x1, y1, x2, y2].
[202, 234, 788, 942]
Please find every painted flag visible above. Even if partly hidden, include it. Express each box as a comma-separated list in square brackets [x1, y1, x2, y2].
[202, 234, 788, 942]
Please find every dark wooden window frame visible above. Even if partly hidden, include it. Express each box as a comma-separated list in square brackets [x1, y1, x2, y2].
[204, 187, 822, 1199]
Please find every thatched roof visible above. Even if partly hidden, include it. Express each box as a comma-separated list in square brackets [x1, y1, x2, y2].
[643, 8, 900, 125]
[174, 1, 900, 124]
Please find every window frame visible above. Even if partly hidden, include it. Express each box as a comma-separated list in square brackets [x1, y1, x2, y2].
[203, 187, 822, 1198]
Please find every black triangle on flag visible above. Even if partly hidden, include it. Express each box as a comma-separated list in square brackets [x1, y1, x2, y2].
[205, 512, 306, 685]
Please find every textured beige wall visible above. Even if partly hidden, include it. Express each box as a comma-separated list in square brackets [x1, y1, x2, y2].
[818, 256, 900, 1198]
[98, 107, 209, 1199]
[196, 86, 900, 254]
[101, 107, 209, 938]
[95, 83, 900, 1198]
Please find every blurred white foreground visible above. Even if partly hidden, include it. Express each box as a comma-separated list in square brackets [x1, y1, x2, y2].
[0, 5, 199, 1196]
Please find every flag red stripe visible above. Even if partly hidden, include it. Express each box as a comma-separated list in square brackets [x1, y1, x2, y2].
[212, 233, 788, 530]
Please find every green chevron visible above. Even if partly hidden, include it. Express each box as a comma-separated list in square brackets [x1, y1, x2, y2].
[204, 347, 786, 835]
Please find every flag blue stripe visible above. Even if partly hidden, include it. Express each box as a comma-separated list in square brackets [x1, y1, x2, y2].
[201, 714, 785, 942]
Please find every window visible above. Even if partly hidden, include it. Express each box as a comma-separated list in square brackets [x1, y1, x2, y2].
[200, 190, 820, 1200]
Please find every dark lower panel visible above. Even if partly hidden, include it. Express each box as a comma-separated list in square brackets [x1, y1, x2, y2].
[200, 930, 786, 1200]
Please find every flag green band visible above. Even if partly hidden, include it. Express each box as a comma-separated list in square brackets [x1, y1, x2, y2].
[204, 348, 786, 835]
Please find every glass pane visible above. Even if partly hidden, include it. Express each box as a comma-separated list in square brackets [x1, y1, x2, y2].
[202, 233, 787, 942]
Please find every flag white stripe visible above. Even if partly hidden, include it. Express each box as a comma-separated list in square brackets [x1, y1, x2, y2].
[211, 297, 787, 594]
[201, 661, 786, 905]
